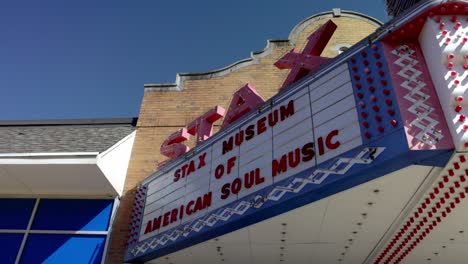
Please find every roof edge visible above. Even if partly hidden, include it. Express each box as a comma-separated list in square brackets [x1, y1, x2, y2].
[288, 9, 384, 44]
[143, 9, 383, 93]
[144, 39, 290, 92]
[0, 117, 138, 127]
[0, 152, 100, 158]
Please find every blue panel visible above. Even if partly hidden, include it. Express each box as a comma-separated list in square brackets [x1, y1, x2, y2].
[348, 41, 404, 145]
[0, 199, 36, 229]
[19, 234, 106, 264]
[32, 199, 113, 231]
[0, 233, 24, 264]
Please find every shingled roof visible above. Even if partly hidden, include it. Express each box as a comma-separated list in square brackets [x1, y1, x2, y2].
[0, 118, 137, 154]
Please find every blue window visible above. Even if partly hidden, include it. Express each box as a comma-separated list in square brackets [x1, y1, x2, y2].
[32, 199, 113, 231]
[0, 198, 115, 264]
[0, 233, 24, 263]
[0, 199, 36, 229]
[19, 234, 106, 264]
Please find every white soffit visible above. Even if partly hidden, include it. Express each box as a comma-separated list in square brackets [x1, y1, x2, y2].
[0, 131, 136, 197]
[97, 131, 137, 196]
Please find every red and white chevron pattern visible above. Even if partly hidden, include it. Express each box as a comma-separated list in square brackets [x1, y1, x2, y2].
[391, 45, 443, 145]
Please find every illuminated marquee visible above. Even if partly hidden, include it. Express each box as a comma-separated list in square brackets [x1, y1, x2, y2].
[125, 2, 464, 262]
[144, 95, 344, 239]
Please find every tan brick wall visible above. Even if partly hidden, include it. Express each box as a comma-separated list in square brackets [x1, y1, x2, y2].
[106, 13, 380, 264]
[295, 17, 379, 58]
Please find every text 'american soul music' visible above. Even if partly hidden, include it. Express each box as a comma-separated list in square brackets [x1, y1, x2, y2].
[144, 99, 341, 235]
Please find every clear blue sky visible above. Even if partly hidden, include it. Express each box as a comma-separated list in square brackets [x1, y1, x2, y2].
[0, 0, 387, 120]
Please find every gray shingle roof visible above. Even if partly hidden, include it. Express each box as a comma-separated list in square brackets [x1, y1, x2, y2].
[0, 118, 137, 153]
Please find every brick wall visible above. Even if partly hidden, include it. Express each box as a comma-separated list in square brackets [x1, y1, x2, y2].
[106, 11, 381, 264]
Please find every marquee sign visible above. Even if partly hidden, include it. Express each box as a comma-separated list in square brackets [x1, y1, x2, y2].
[124, 1, 468, 262]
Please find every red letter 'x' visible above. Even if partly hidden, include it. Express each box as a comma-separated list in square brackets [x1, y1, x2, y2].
[275, 20, 337, 91]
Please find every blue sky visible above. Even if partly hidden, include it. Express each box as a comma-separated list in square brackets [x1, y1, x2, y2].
[0, 0, 387, 120]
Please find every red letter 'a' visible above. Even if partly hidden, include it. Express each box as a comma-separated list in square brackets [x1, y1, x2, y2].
[187, 105, 225, 143]
[221, 83, 265, 129]
[160, 128, 191, 160]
